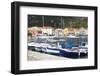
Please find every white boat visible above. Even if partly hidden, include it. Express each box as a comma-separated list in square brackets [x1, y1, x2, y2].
[28, 42, 50, 52]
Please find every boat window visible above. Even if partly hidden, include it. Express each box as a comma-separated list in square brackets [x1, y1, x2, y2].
[82, 43, 86, 46]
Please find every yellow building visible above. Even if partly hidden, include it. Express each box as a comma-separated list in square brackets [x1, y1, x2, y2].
[63, 27, 75, 36]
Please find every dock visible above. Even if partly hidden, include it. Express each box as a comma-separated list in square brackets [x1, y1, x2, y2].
[27, 50, 70, 61]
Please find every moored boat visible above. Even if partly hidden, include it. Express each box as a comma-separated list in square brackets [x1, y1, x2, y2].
[28, 33, 88, 58]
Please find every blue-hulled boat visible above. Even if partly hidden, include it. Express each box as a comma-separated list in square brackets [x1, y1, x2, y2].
[59, 49, 79, 58]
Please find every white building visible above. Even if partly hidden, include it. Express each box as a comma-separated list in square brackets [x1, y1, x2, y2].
[41, 27, 53, 35]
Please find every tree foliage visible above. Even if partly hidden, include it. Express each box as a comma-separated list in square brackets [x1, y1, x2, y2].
[28, 15, 88, 28]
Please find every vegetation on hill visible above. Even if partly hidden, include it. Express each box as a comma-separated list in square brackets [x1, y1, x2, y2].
[28, 15, 88, 28]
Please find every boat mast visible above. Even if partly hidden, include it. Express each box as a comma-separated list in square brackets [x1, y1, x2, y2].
[42, 16, 44, 27]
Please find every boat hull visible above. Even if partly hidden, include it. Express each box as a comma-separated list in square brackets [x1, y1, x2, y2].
[80, 52, 88, 58]
[59, 49, 88, 58]
[59, 49, 79, 58]
[46, 48, 60, 56]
